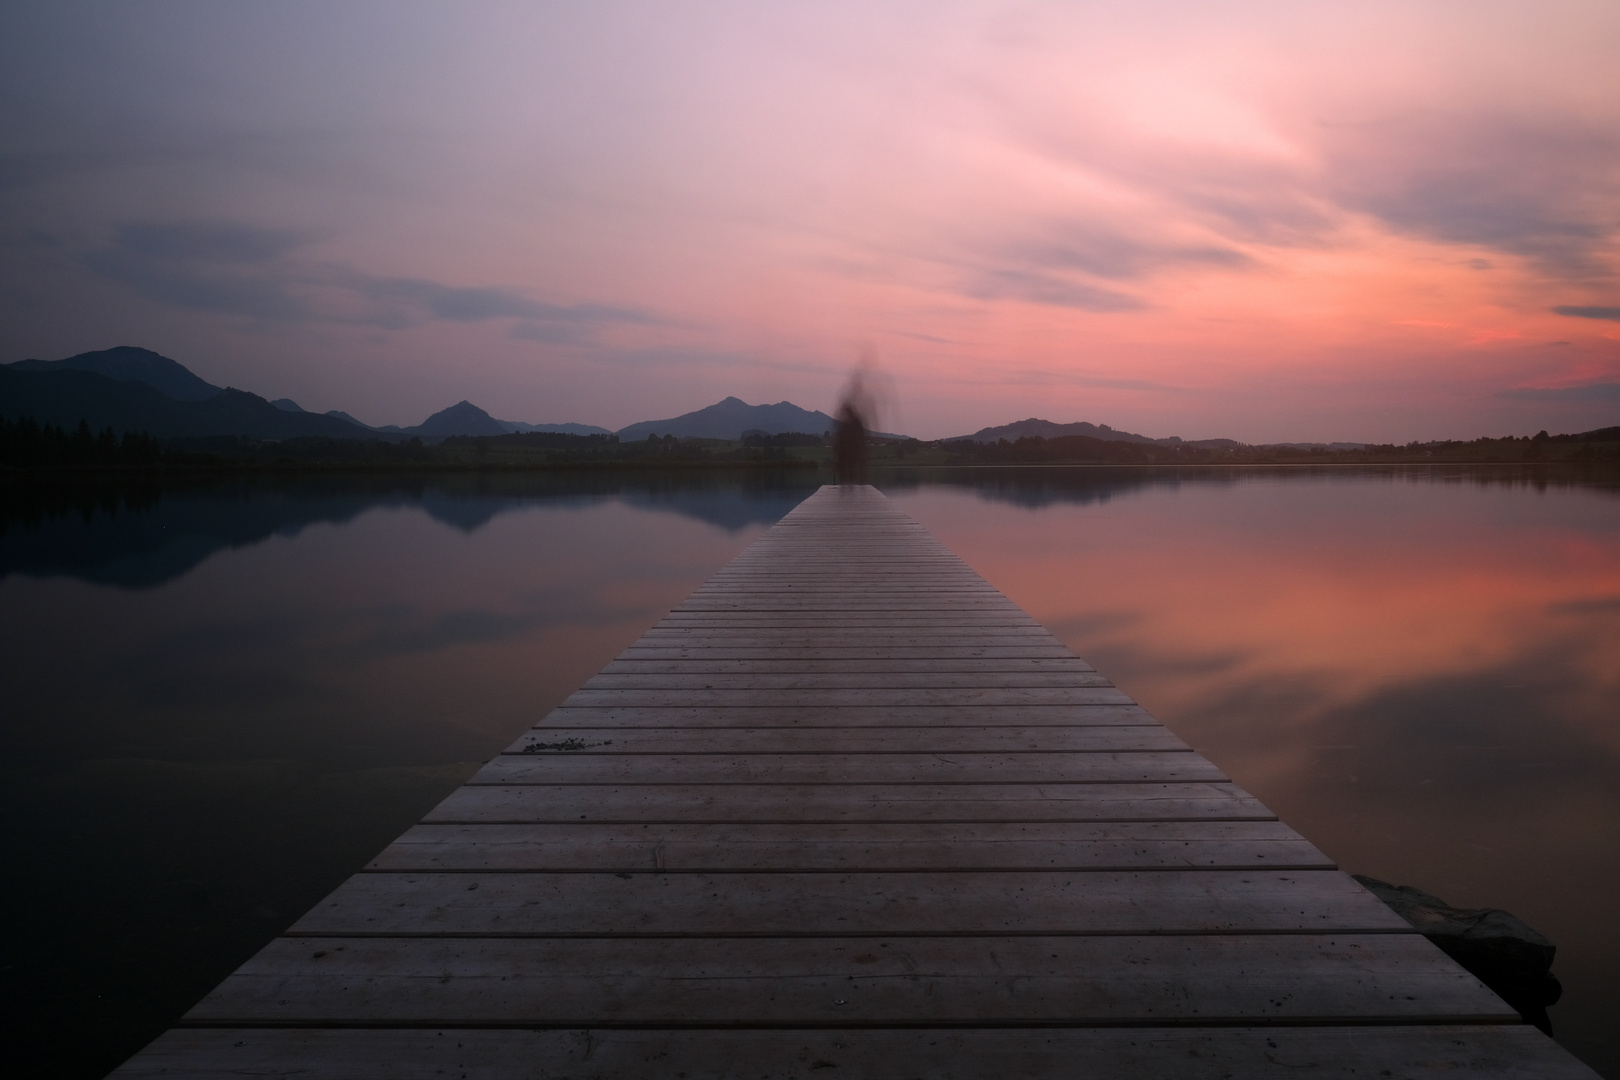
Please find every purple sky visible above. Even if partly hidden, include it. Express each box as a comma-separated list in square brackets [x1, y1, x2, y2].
[3, 1, 1618, 440]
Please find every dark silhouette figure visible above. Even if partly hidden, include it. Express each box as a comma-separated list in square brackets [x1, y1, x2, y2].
[833, 399, 867, 484]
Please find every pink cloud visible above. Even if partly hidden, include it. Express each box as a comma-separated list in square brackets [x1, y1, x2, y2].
[3, 1, 1619, 438]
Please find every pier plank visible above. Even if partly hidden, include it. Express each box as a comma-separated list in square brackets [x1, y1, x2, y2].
[504, 725, 1189, 753]
[604, 655, 1095, 670]
[184, 934, 1511, 1026]
[582, 671, 1115, 688]
[558, 687, 1137, 707]
[365, 820, 1335, 871]
[535, 703, 1164, 726]
[470, 750, 1219, 785]
[423, 782, 1279, 823]
[288, 869, 1408, 936]
[111, 1026, 1602, 1080]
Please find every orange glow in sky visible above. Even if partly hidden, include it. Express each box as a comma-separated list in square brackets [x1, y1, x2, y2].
[2, 1, 1618, 440]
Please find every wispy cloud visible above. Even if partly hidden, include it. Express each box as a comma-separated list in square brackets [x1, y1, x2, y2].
[79, 220, 665, 337]
[1317, 114, 1620, 280]
[1552, 305, 1620, 322]
[1005, 220, 1251, 282]
[966, 269, 1143, 312]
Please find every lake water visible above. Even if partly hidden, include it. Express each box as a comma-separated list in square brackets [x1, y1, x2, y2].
[2, 467, 1616, 1078]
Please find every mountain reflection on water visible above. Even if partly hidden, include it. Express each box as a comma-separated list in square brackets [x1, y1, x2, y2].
[2, 465, 1617, 1079]
[0, 472, 819, 589]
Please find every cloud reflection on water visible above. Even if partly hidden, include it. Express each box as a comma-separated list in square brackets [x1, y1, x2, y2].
[883, 465, 1620, 1074]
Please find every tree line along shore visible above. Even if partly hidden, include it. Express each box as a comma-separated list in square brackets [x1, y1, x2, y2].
[2, 414, 1617, 474]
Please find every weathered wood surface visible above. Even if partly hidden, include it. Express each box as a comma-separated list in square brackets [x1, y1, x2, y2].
[288, 869, 1408, 935]
[113, 1026, 1597, 1080]
[605, 655, 1096, 670]
[537, 703, 1163, 726]
[470, 750, 1219, 784]
[583, 671, 1115, 687]
[505, 724, 1190, 752]
[366, 820, 1335, 871]
[183, 935, 1503, 1026]
[112, 484, 1597, 1079]
[422, 781, 1276, 823]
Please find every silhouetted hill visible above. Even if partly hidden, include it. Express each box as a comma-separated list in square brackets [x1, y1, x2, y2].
[950, 417, 1246, 450]
[0, 366, 375, 441]
[375, 402, 613, 439]
[7, 346, 223, 401]
[407, 400, 509, 438]
[952, 417, 1160, 444]
[617, 397, 846, 441]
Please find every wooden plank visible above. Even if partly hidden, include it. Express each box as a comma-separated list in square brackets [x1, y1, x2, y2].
[581, 672, 1115, 689]
[616, 646, 1084, 659]
[639, 625, 1057, 637]
[681, 586, 1014, 594]
[536, 705, 1163, 727]
[109, 1026, 1606, 1080]
[698, 573, 993, 581]
[672, 601, 1031, 612]
[603, 656, 1097, 672]
[289, 869, 1407, 936]
[469, 751, 1220, 785]
[365, 820, 1335, 871]
[423, 782, 1274, 823]
[559, 688, 1136, 707]
[690, 583, 1007, 593]
[182, 934, 1514, 1025]
[653, 616, 1046, 626]
[469, 751, 1218, 786]
[505, 726, 1189, 754]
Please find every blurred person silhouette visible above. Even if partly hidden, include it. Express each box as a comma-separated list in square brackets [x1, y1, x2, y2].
[833, 362, 888, 485]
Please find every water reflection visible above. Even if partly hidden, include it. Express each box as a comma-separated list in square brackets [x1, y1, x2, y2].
[0, 473, 814, 1079]
[881, 465, 1620, 1077]
[0, 473, 817, 589]
[4, 466, 1617, 1078]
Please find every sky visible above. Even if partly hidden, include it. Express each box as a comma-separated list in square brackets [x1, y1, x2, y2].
[3, 0, 1619, 442]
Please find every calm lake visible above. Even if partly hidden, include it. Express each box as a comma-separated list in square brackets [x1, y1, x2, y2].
[2, 467, 1617, 1078]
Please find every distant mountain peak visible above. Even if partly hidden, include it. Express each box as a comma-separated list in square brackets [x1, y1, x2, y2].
[616, 397, 841, 441]
[949, 417, 1246, 450]
[408, 400, 508, 439]
[325, 409, 372, 428]
[6, 345, 223, 402]
[950, 417, 1160, 445]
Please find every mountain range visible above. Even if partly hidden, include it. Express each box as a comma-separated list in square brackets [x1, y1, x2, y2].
[3, 344, 1340, 450]
[950, 417, 1367, 452]
[0, 347, 915, 444]
[1, 348, 614, 442]
[620, 397, 838, 441]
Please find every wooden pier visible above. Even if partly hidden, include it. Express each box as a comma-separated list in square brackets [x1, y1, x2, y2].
[115, 485, 1596, 1078]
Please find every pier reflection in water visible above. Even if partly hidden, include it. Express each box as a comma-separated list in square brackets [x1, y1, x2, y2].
[1, 466, 1615, 1078]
